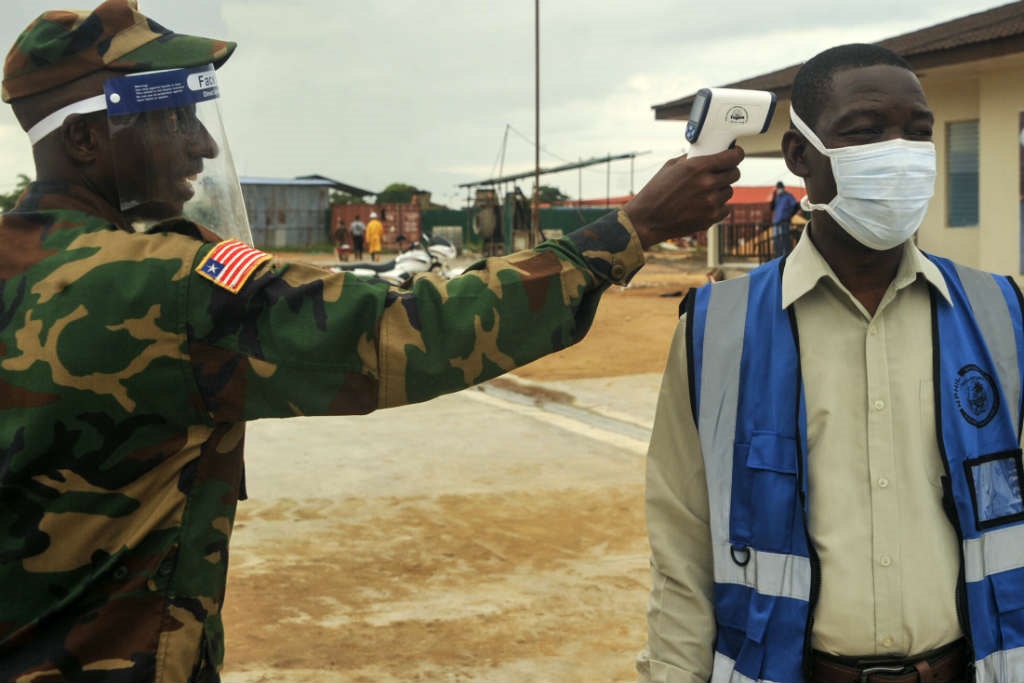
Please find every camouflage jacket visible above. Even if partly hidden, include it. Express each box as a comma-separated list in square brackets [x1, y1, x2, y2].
[0, 182, 645, 682]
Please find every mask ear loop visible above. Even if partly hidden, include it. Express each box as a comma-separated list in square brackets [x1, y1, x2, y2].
[790, 106, 831, 213]
[789, 106, 832, 154]
[27, 94, 108, 146]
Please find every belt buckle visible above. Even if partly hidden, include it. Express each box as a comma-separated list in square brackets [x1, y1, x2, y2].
[859, 664, 909, 682]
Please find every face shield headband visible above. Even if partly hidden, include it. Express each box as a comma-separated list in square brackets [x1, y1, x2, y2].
[27, 94, 108, 145]
[26, 65, 253, 246]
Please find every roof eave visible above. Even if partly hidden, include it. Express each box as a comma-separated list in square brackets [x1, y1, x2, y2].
[294, 174, 377, 196]
[896, 33, 1024, 70]
[652, 31, 1024, 121]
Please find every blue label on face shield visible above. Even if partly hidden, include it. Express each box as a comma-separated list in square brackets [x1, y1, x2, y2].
[104, 64, 219, 116]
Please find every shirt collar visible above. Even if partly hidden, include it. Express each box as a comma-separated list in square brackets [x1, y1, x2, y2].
[780, 227, 952, 309]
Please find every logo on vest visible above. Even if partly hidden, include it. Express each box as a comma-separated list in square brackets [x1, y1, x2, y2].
[954, 364, 999, 428]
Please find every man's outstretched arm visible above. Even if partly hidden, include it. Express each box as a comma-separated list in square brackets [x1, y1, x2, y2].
[182, 149, 743, 420]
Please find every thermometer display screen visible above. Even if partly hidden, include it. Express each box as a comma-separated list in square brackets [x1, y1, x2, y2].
[691, 91, 709, 121]
[685, 90, 711, 143]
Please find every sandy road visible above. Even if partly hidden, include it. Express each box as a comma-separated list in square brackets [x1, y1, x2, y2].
[220, 253, 712, 682]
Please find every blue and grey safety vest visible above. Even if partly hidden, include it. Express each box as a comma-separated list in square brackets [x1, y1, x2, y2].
[684, 255, 1024, 683]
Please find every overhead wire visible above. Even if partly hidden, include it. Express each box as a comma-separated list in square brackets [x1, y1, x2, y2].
[505, 123, 664, 177]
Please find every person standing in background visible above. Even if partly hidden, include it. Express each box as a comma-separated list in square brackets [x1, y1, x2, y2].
[330, 217, 349, 260]
[366, 211, 383, 261]
[770, 180, 799, 257]
[349, 213, 366, 260]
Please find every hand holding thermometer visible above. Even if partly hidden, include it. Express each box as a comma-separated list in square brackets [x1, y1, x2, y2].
[685, 88, 778, 158]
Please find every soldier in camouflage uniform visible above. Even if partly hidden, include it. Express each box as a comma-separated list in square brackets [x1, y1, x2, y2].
[0, 1, 743, 681]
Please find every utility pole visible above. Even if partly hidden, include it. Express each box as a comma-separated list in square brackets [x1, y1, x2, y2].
[605, 155, 610, 208]
[577, 157, 582, 208]
[531, 0, 541, 247]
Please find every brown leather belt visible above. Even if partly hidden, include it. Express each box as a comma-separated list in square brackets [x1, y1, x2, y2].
[808, 640, 970, 682]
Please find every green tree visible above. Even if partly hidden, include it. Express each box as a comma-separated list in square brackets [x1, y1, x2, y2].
[537, 185, 569, 204]
[377, 182, 422, 204]
[0, 174, 32, 212]
[329, 190, 369, 206]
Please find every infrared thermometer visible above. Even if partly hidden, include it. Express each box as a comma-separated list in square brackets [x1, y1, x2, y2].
[685, 88, 777, 158]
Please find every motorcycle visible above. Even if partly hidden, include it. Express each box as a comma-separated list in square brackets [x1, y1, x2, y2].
[330, 234, 458, 288]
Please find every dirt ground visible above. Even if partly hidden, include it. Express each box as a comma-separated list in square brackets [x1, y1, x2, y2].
[220, 250, 712, 682]
[511, 254, 709, 381]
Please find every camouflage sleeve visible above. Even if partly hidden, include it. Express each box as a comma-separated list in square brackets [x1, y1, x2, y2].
[185, 210, 645, 419]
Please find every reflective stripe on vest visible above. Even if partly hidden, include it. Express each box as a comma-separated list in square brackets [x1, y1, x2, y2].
[688, 255, 1024, 683]
[711, 651, 786, 683]
[929, 256, 1024, 679]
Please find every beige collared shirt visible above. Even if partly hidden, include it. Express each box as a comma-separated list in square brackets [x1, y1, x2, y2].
[639, 230, 969, 682]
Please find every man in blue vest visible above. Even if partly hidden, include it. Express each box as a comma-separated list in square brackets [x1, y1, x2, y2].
[639, 43, 1024, 683]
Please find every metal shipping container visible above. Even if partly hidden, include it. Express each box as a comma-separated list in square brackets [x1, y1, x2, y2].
[241, 175, 374, 249]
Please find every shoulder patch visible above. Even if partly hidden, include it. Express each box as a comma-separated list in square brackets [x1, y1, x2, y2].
[195, 240, 271, 293]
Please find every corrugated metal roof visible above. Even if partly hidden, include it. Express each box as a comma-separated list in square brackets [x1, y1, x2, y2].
[240, 176, 337, 186]
[881, 1, 1024, 55]
[239, 175, 376, 197]
[295, 175, 376, 196]
[653, 1, 1024, 120]
[559, 186, 805, 207]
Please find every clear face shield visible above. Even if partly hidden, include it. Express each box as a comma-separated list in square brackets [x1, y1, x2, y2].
[102, 64, 253, 244]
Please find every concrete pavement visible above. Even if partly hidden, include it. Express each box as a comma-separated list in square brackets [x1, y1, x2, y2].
[240, 372, 664, 503]
[224, 372, 666, 682]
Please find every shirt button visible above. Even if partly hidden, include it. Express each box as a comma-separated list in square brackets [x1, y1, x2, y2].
[882, 635, 894, 648]
[610, 263, 626, 281]
[868, 325, 878, 336]
[878, 478, 890, 489]
[873, 399, 886, 411]
[880, 555, 892, 567]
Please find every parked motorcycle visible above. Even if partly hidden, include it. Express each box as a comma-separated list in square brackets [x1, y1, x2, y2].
[330, 234, 458, 288]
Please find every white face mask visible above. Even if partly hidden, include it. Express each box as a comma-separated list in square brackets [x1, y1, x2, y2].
[790, 106, 936, 251]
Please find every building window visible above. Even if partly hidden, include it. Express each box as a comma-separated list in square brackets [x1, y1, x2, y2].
[947, 120, 979, 227]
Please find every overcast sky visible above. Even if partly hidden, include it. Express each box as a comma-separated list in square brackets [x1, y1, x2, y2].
[0, 0, 1011, 205]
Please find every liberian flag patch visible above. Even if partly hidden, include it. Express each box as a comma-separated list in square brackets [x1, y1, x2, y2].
[195, 240, 272, 293]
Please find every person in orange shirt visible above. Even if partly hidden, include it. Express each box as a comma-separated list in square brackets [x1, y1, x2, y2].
[366, 212, 384, 261]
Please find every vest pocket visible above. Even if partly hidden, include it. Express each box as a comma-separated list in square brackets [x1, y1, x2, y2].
[733, 431, 800, 553]
[988, 566, 1024, 653]
[991, 569, 1024, 614]
[712, 589, 770, 679]
[714, 587, 775, 680]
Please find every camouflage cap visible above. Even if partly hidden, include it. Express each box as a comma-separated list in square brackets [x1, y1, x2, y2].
[3, 0, 236, 102]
